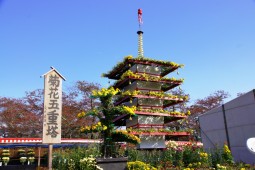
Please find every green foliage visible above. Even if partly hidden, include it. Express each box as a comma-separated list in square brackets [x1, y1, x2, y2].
[52, 144, 101, 170]
[222, 144, 234, 165]
[160, 148, 174, 168]
[182, 144, 211, 168]
[210, 146, 224, 168]
[127, 148, 177, 168]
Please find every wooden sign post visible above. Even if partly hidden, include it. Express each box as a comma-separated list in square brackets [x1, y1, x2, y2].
[42, 67, 66, 170]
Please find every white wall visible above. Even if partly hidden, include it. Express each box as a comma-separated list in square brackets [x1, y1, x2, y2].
[138, 135, 165, 149]
[199, 90, 255, 164]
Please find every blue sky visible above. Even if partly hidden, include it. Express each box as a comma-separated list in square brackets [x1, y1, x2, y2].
[0, 0, 255, 103]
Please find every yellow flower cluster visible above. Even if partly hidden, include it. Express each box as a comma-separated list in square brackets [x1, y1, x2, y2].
[122, 106, 136, 116]
[120, 70, 184, 84]
[80, 122, 107, 133]
[136, 107, 190, 116]
[199, 152, 209, 164]
[115, 130, 141, 143]
[183, 168, 194, 170]
[166, 140, 178, 149]
[124, 55, 133, 60]
[188, 162, 202, 168]
[121, 70, 139, 79]
[127, 161, 157, 170]
[120, 90, 188, 101]
[224, 144, 231, 154]
[77, 109, 98, 119]
[121, 90, 139, 96]
[92, 87, 120, 97]
[77, 111, 86, 118]
[199, 152, 208, 158]
[187, 110, 191, 115]
[216, 164, 227, 170]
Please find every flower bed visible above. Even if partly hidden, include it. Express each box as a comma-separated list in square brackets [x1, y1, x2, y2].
[50, 143, 254, 170]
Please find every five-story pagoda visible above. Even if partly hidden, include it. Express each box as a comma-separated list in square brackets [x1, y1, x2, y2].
[102, 9, 190, 149]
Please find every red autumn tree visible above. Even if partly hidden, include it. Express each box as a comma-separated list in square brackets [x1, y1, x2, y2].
[0, 97, 40, 137]
[0, 81, 100, 138]
[61, 81, 100, 138]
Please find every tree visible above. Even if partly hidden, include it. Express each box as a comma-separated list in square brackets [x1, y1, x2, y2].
[0, 81, 100, 138]
[0, 97, 40, 137]
[61, 81, 100, 138]
[188, 90, 230, 119]
[78, 87, 140, 158]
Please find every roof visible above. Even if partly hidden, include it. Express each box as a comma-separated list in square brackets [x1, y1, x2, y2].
[41, 66, 66, 81]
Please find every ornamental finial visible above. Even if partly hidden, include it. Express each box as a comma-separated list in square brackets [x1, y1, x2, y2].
[137, 9, 144, 57]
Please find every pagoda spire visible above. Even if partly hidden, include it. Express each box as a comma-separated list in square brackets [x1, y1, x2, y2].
[137, 9, 144, 58]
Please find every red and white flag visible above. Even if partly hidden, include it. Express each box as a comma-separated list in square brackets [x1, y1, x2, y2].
[138, 9, 143, 25]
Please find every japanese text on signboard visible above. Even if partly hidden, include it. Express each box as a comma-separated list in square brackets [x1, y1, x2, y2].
[46, 74, 60, 138]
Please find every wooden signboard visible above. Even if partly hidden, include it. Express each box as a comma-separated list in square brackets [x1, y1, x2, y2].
[42, 67, 66, 144]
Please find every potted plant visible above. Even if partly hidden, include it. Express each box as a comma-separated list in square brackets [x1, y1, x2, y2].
[2, 157, 9, 166]
[1, 149, 10, 166]
[17, 148, 27, 165]
[20, 157, 27, 165]
[27, 148, 35, 165]
[18, 148, 26, 156]
[78, 87, 140, 170]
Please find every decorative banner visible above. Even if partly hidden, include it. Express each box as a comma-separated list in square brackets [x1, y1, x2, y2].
[42, 67, 66, 144]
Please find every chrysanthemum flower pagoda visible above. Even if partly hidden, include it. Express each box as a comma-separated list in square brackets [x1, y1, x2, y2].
[102, 9, 190, 149]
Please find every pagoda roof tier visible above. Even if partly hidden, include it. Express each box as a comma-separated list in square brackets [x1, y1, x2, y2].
[130, 131, 190, 136]
[114, 95, 186, 108]
[113, 77, 182, 91]
[103, 56, 184, 80]
[113, 111, 187, 126]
